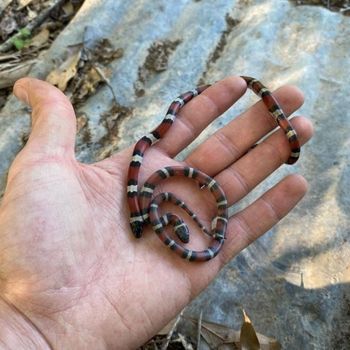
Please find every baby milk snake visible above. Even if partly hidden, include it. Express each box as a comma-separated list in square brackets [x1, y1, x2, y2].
[126, 77, 300, 262]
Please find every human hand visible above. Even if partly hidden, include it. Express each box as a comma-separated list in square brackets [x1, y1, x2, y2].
[0, 77, 313, 349]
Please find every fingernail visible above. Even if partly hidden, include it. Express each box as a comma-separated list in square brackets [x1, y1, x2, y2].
[14, 85, 29, 105]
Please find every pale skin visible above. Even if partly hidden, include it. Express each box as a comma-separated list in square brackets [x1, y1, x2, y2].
[0, 76, 313, 349]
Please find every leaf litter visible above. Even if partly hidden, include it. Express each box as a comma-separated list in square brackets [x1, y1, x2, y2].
[0, 0, 84, 108]
[139, 309, 281, 350]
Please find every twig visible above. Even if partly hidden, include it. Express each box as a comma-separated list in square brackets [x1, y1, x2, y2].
[161, 309, 185, 350]
[0, 0, 66, 53]
[0, 59, 34, 88]
[93, 64, 118, 105]
[0, 53, 21, 64]
[300, 272, 304, 288]
[196, 311, 203, 350]
[196, 313, 203, 348]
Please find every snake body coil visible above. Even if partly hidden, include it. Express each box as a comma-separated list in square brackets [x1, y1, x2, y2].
[126, 77, 300, 262]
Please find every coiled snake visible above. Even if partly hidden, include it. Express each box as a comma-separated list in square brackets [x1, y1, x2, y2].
[126, 77, 300, 262]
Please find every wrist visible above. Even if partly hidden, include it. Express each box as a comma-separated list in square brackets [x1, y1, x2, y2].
[0, 296, 52, 349]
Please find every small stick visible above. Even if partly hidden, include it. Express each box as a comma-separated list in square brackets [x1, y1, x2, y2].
[161, 309, 185, 350]
[93, 64, 118, 105]
[196, 311, 203, 350]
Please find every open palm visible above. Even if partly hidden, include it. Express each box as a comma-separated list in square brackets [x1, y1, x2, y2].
[0, 77, 312, 349]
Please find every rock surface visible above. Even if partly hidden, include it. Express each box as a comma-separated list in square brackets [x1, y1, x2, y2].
[1, 0, 349, 348]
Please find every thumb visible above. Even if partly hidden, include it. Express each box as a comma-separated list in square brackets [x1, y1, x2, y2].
[13, 77, 77, 159]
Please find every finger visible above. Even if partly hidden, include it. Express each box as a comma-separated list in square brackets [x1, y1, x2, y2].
[186, 85, 304, 175]
[154, 76, 247, 157]
[219, 174, 308, 265]
[216, 116, 313, 205]
[13, 77, 77, 158]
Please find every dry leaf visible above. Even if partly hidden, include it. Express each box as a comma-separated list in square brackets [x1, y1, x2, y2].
[62, 2, 74, 16]
[158, 318, 178, 336]
[46, 47, 81, 91]
[27, 28, 49, 48]
[240, 310, 260, 350]
[92, 39, 124, 64]
[72, 66, 102, 101]
[191, 318, 240, 348]
[76, 114, 88, 133]
[88, 66, 103, 85]
[17, 0, 35, 10]
[188, 317, 281, 350]
[26, 7, 38, 21]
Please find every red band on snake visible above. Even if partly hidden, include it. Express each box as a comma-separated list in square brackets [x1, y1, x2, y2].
[126, 76, 300, 262]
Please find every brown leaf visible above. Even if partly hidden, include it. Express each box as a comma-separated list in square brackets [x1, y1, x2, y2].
[92, 39, 124, 64]
[189, 318, 240, 348]
[88, 66, 104, 84]
[27, 28, 50, 48]
[72, 66, 103, 102]
[76, 114, 88, 133]
[17, 0, 35, 10]
[27, 7, 38, 21]
[62, 2, 74, 16]
[188, 317, 281, 350]
[240, 310, 260, 350]
[46, 47, 81, 91]
[157, 318, 177, 336]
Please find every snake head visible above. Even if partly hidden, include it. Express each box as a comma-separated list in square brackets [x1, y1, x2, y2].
[174, 222, 190, 244]
[130, 221, 143, 238]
